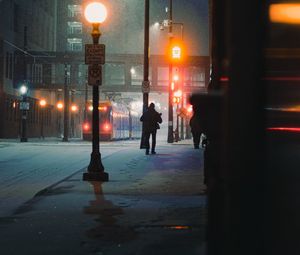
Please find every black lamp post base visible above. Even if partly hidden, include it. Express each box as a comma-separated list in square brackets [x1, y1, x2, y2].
[83, 171, 109, 182]
[83, 152, 108, 181]
[20, 138, 28, 142]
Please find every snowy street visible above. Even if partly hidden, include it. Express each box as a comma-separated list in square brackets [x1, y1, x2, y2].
[0, 139, 139, 217]
[0, 136, 206, 255]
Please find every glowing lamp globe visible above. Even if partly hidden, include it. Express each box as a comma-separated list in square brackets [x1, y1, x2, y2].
[20, 85, 28, 95]
[40, 99, 46, 107]
[57, 102, 63, 110]
[84, 2, 107, 23]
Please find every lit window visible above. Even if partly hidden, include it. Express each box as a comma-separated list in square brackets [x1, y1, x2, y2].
[67, 38, 82, 52]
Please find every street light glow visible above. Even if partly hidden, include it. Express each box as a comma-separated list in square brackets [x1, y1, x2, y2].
[39, 99, 47, 107]
[57, 102, 63, 110]
[174, 90, 182, 98]
[84, 2, 107, 23]
[20, 85, 28, 95]
[71, 104, 78, 112]
[270, 4, 300, 24]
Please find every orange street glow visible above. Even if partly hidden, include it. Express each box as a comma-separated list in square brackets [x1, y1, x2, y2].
[172, 46, 181, 59]
[270, 4, 300, 24]
[39, 99, 46, 107]
[57, 102, 63, 110]
[174, 90, 182, 98]
[71, 105, 78, 112]
[99, 106, 107, 111]
[171, 82, 175, 91]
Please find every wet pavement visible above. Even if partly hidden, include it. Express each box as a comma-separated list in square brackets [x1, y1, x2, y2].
[0, 140, 206, 255]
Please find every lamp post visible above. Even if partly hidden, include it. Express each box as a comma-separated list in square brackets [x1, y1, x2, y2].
[157, 19, 184, 141]
[62, 63, 69, 142]
[167, 0, 174, 143]
[71, 103, 78, 137]
[83, 2, 108, 182]
[140, 0, 150, 149]
[20, 85, 28, 142]
[57, 101, 63, 137]
[39, 99, 46, 139]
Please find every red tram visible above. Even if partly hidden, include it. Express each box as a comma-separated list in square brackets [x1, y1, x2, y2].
[82, 100, 141, 141]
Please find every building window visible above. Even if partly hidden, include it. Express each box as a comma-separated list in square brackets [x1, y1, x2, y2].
[32, 64, 43, 83]
[67, 38, 82, 52]
[67, 22, 82, 35]
[67, 5, 82, 18]
[184, 67, 205, 87]
[5, 52, 13, 80]
[104, 63, 125, 86]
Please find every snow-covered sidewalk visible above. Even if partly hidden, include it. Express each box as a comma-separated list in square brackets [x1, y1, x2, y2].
[0, 139, 206, 255]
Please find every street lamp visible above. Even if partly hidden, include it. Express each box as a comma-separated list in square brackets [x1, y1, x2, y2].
[57, 101, 63, 138]
[39, 99, 46, 139]
[83, 1, 108, 182]
[19, 85, 29, 142]
[156, 15, 185, 142]
[62, 62, 69, 142]
[71, 104, 78, 137]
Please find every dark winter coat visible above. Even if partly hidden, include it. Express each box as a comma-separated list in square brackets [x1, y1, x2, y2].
[140, 108, 162, 133]
[189, 114, 203, 133]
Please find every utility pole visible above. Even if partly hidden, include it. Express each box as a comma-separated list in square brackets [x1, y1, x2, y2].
[167, 0, 174, 143]
[62, 62, 69, 142]
[20, 26, 28, 142]
[140, 0, 150, 149]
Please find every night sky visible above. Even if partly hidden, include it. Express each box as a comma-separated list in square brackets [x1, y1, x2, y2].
[98, 0, 209, 56]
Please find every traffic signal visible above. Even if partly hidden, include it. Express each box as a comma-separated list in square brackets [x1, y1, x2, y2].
[173, 96, 180, 104]
[172, 45, 181, 60]
[173, 90, 182, 104]
[168, 40, 185, 63]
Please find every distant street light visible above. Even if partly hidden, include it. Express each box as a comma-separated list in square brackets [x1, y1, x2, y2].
[70, 104, 78, 137]
[83, 1, 109, 182]
[62, 62, 69, 142]
[71, 104, 78, 112]
[39, 99, 47, 139]
[57, 102, 63, 110]
[57, 101, 63, 138]
[20, 84, 29, 142]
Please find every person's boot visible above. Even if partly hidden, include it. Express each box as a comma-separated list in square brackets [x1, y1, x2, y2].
[145, 149, 149, 155]
[151, 150, 156, 154]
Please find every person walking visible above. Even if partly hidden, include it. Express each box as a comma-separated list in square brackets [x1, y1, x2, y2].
[189, 106, 203, 149]
[140, 103, 162, 155]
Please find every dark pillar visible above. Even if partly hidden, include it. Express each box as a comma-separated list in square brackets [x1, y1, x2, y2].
[62, 63, 69, 142]
[167, 0, 174, 143]
[140, 0, 150, 149]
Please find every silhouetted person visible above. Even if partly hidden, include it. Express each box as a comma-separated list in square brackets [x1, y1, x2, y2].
[189, 107, 203, 149]
[140, 103, 162, 155]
